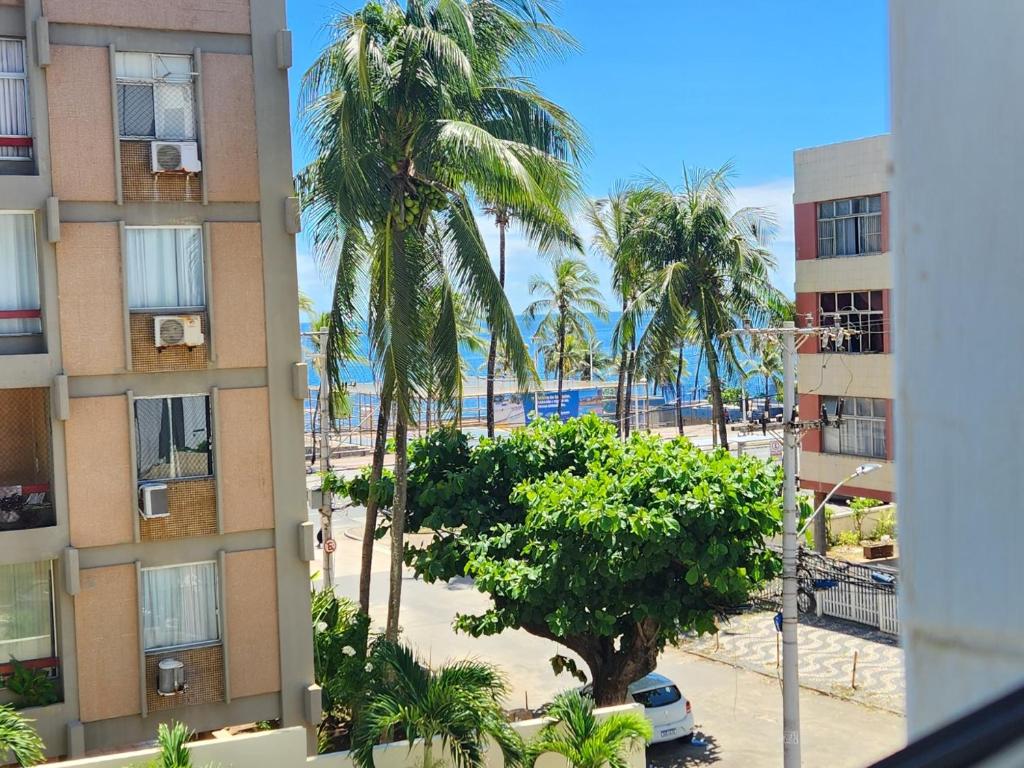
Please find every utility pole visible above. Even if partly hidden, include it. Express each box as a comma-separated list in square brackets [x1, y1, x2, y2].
[723, 319, 848, 768]
[304, 329, 335, 589]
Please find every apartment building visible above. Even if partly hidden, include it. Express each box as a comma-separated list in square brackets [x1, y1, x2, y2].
[0, 0, 317, 758]
[794, 135, 895, 536]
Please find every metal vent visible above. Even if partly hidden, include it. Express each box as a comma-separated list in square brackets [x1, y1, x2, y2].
[157, 318, 185, 346]
[155, 143, 182, 170]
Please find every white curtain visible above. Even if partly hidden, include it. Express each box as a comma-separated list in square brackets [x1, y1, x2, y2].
[0, 39, 29, 159]
[0, 213, 39, 335]
[127, 228, 205, 310]
[0, 561, 53, 663]
[142, 562, 219, 651]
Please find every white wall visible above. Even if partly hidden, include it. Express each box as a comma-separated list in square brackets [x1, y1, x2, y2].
[793, 135, 890, 204]
[891, 0, 1024, 738]
[51, 706, 648, 768]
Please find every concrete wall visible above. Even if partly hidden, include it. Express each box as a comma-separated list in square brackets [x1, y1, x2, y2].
[202, 55, 260, 203]
[891, 0, 1024, 738]
[796, 253, 891, 293]
[51, 706, 648, 768]
[46, 46, 116, 202]
[217, 387, 274, 532]
[797, 354, 893, 400]
[210, 222, 267, 369]
[800, 451, 895, 502]
[793, 135, 891, 205]
[224, 548, 280, 698]
[42, 0, 251, 34]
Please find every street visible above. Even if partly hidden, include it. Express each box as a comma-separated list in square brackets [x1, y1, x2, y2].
[314, 505, 906, 768]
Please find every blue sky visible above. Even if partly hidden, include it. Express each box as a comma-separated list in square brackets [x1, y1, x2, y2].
[287, 0, 890, 313]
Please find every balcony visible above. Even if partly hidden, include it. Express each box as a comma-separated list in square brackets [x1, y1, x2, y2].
[0, 388, 54, 532]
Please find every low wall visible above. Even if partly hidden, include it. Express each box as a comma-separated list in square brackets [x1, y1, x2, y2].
[827, 503, 897, 538]
[53, 704, 647, 768]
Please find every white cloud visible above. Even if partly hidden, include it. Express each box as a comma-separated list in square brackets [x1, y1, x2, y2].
[732, 177, 796, 297]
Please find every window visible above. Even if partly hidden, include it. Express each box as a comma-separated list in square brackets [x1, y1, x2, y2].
[0, 212, 40, 336]
[0, 39, 30, 160]
[126, 227, 205, 310]
[141, 562, 219, 651]
[632, 685, 683, 709]
[115, 53, 195, 141]
[135, 395, 212, 481]
[817, 195, 882, 257]
[0, 562, 54, 663]
[822, 396, 887, 459]
[819, 291, 884, 353]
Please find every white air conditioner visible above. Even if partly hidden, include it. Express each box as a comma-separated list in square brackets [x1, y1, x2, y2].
[139, 482, 169, 520]
[154, 314, 204, 348]
[151, 141, 201, 173]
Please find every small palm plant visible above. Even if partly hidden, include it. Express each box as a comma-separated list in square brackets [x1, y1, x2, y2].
[528, 691, 651, 768]
[0, 704, 44, 767]
[152, 722, 193, 768]
[352, 642, 522, 768]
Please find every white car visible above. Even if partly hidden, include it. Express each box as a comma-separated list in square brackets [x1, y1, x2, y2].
[628, 672, 694, 744]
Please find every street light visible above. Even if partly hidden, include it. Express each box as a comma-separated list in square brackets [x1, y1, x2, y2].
[796, 463, 882, 539]
[782, 460, 882, 767]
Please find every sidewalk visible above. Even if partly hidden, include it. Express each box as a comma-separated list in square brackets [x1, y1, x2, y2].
[679, 609, 905, 714]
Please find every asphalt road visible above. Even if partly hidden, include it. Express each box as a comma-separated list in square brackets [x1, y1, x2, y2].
[314, 508, 905, 768]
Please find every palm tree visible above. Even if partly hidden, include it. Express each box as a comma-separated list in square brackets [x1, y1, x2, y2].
[0, 705, 43, 767]
[525, 256, 607, 417]
[630, 165, 790, 450]
[352, 643, 522, 768]
[300, 1, 577, 637]
[750, 336, 783, 419]
[535, 331, 612, 382]
[586, 188, 653, 438]
[527, 690, 651, 768]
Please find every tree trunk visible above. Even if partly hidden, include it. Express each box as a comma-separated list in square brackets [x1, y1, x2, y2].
[675, 345, 685, 436]
[623, 340, 635, 438]
[385, 406, 409, 642]
[614, 347, 628, 438]
[358, 392, 392, 615]
[704, 337, 730, 450]
[485, 217, 507, 438]
[556, 321, 565, 419]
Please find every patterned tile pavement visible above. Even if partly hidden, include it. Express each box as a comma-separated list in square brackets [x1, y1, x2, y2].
[678, 610, 905, 714]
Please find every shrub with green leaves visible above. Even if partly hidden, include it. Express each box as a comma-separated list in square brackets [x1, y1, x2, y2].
[311, 588, 378, 722]
[403, 415, 782, 705]
[5, 660, 57, 709]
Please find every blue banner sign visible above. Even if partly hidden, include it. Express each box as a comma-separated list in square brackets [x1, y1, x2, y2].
[523, 390, 580, 423]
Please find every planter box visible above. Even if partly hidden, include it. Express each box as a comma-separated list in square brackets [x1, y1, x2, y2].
[862, 541, 894, 559]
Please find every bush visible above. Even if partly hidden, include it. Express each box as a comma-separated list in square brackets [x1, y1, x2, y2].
[849, 497, 882, 541]
[872, 509, 896, 540]
[836, 530, 861, 547]
[5, 659, 57, 709]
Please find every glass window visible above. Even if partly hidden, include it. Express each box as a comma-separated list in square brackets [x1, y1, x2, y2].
[135, 395, 212, 481]
[632, 685, 682, 708]
[817, 195, 883, 258]
[126, 228, 205, 310]
[821, 396, 887, 459]
[0, 213, 40, 335]
[818, 291, 884, 353]
[0, 38, 30, 160]
[0, 561, 54, 663]
[141, 562, 219, 651]
[115, 53, 195, 141]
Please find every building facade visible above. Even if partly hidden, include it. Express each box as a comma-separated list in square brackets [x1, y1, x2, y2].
[794, 135, 895, 515]
[0, 0, 316, 758]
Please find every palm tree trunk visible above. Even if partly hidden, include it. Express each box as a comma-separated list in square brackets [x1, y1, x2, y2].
[385, 406, 409, 643]
[623, 338, 635, 437]
[703, 336, 729, 450]
[358, 391, 392, 615]
[613, 298, 627, 438]
[675, 345, 685, 436]
[556, 322, 565, 418]
[485, 217, 506, 438]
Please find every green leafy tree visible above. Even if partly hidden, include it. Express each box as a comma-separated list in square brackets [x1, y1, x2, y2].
[0, 705, 44, 767]
[403, 416, 782, 705]
[352, 642, 522, 768]
[525, 256, 608, 416]
[527, 690, 651, 768]
[301, 0, 582, 637]
[628, 165, 791, 449]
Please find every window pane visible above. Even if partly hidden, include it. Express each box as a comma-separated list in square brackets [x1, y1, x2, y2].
[135, 396, 212, 481]
[126, 228, 205, 309]
[0, 561, 53, 663]
[835, 217, 857, 255]
[819, 293, 836, 313]
[868, 195, 882, 213]
[118, 83, 155, 137]
[0, 39, 25, 74]
[851, 197, 865, 214]
[154, 83, 195, 140]
[135, 398, 171, 480]
[0, 213, 40, 335]
[834, 199, 852, 216]
[153, 54, 192, 82]
[818, 201, 834, 219]
[823, 425, 840, 454]
[115, 51, 153, 79]
[142, 563, 219, 650]
[853, 292, 869, 311]
[870, 290, 884, 310]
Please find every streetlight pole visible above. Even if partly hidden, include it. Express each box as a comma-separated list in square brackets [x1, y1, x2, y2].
[797, 463, 883, 540]
[780, 321, 801, 767]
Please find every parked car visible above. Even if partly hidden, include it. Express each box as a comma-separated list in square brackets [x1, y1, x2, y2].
[628, 672, 694, 744]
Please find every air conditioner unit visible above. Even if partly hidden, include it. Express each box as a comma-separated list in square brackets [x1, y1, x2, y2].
[154, 314, 204, 348]
[151, 141, 201, 173]
[157, 658, 187, 696]
[139, 482, 169, 520]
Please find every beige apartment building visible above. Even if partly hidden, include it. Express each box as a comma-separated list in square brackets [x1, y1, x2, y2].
[0, 0, 317, 759]
[794, 136, 895, 517]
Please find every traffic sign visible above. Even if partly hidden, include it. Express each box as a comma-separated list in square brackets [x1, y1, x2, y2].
[324, 538, 337, 554]
[770, 440, 783, 458]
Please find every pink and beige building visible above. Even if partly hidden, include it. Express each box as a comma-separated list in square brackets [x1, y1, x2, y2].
[794, 135, 895, 509]
[0, 0, 317, 758]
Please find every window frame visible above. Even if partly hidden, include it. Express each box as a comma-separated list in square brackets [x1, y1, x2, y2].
[0, 37, 32, 161]
[821, 396, 888, 459]
[816, 195, 883, 258]
[133, 393, 214, 482]
[818, 290, 885, 353]
[124, 225, 207, 313]
[115, 52, 197, 142]
[140, 560, 221, 653]
[0, 561, 56, 665]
